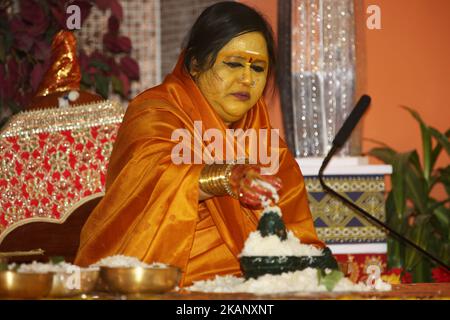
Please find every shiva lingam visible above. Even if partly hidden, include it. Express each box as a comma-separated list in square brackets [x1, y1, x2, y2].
[239, 206, 338, 280]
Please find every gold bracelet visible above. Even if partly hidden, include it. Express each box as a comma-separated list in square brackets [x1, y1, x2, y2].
[199, 162, 237, 198]
[223, 163, 238, 199]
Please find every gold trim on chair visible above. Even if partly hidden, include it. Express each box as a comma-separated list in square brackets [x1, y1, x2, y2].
[0, 249, 45, 258]
[0, 193, 104, 245]
[0, 100, 125, 138]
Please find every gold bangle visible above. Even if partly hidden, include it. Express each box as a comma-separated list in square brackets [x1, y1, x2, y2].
[199, 162, 237, 198]
[223, 163, 238, 199]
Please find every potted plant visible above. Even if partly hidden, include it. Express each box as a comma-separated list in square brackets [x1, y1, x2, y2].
[368, 106, 450, 282]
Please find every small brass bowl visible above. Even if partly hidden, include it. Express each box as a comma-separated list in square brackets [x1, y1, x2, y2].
[0, 271, 53, 299]
[49, 269, 100, 298]
[100, 266, 181, 294]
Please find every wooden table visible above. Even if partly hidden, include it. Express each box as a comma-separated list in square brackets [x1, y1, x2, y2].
[74, 283, 449, 300]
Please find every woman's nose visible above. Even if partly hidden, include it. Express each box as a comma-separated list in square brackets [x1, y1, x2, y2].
[239, 64, 253, 87]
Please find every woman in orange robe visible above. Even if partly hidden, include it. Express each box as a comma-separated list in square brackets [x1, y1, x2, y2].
[75, 2, 328, 286]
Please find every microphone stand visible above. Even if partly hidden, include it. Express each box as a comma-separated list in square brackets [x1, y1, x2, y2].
[318, 142, 450, 271]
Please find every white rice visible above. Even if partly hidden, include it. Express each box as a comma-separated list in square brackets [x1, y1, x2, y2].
[11, 261, 98, 274]
[222, 180, 391, 294]
[187, 268, 391, 294]
[261, 204, 283, 217]
[239, 230, 323, 257]
[252, 179, 280, 203]
[90, 255, 168, 269]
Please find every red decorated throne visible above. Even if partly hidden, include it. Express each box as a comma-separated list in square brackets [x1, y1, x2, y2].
[0, 31, 125, 262]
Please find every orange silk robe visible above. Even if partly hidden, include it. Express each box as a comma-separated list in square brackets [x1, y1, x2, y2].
[74, 55, 325, 286]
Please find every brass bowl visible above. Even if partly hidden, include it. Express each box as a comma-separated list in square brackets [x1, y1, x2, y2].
[49, 269, 100, 298]
[100, 266, 181, 294]
[0, 271, 53, 299]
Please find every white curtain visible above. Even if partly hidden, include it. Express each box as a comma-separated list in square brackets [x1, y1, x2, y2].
[291, 0, 356, 157]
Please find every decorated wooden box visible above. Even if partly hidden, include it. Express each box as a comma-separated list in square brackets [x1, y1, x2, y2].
[298, 157, 393, 283]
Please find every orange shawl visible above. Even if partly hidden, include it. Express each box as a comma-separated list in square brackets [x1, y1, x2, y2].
[74, 55, 324, 286]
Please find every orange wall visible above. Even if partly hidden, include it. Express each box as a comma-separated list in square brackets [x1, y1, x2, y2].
[240, 0, 450, 197]
[361, 0, 450, 164]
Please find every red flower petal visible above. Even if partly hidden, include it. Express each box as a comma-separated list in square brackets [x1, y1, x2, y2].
[120, 56, 140, 80]
[116, 36, 131, 53]
[31, 63, 46, 92]
[108, 16, 120, 35]
[109, 0, 123, 20]
[432, 267, 450, 283]
[118, 71, 130, 96]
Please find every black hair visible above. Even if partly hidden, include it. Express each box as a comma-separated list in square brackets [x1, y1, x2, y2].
[183, 1, 276, 79]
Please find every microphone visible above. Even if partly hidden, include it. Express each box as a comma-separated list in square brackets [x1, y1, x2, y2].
[318, 95, 449, 270]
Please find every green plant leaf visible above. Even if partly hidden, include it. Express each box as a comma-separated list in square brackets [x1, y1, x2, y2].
[404, 166, 428, 215]
[391, 152, 414, 219]
[368, 147, 397, 165]
[409, 151, 424, 179]
[401, 106, 432, 185]
[432, 205, 449, 232]
[412, 259, 432, 283]
[439, 243, 450, 265]
[49, 256, 65, 264]
[81, 72, 93, 86]
[375, 110, 449, 278]
[386, 192, 400, 227]
[415, 214, 432, 226]
[387, 237, 404, 269]
[429, 128, 449, 172]
[429, 127, 450, 156]
[405, 225, 427, 270]
[364, 138, 392, 149]
[437, 165, 450, 198]
[430, 211, 449, 247]
[89, 59, 111, 72]
[428, 199, 450, 214]
[111, 75, 124, 96]
[94, 74, 110, 98]
[430, 144, 443, 172]
[318, 269, 344, 291]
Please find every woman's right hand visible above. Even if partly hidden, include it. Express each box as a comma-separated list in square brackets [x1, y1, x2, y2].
[229, 164, 282, 209]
